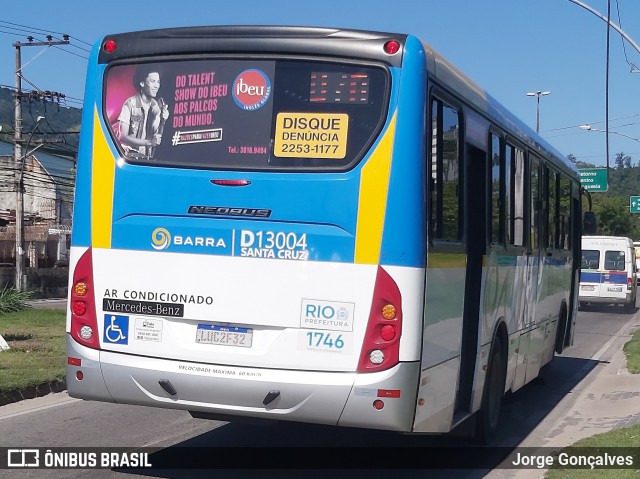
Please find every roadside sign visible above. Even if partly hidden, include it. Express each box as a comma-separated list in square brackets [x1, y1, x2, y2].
[579, 168, 608, 192]
[631, 196, 640, 214]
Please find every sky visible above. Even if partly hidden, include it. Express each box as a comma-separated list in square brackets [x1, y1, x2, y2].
[2, 0, 640, 168]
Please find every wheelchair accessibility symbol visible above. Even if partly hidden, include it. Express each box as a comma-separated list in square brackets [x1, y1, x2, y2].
[104, 314, 129, 344]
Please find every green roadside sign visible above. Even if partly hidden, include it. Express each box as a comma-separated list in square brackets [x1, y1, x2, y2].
[579, 168, 608, 192]
[631, 196, 640, 214]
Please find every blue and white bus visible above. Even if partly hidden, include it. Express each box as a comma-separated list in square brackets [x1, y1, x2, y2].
[67, 26, 582, 442]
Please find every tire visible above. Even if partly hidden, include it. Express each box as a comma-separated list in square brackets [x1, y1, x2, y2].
[474, 336, 506, 444]
[555, 307, 569, 355]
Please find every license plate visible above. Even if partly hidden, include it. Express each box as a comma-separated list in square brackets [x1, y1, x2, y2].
[195, 324, 253, 347]
[607, 286, 623, 292]
[581, 285, 595, 291]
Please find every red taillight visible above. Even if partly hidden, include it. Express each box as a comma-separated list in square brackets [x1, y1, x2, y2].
[357, 266, 403, 372]
[628, 277, 633, 287]
[380, 324, 396, 341]
[384, 40, 401, 55]
[70, 248, 99, 350]
[72, 301, 86, 316]
[103, 39, 117, 53]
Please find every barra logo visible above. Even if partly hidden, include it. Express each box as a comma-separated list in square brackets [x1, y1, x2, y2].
[150, 227, 228, 251]
[151, 228, 171, 250]
[232, 69, 271, 111]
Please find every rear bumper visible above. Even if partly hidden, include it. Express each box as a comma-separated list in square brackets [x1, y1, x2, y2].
[579, 293, 634, 305]
[66, 335, 420, 432]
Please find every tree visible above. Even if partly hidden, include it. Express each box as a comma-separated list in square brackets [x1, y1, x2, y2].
[593, 196, 634, 236]
[567, 152, 595, 169]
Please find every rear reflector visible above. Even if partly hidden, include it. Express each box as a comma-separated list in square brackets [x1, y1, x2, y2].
[377, 389, 401, 398]
[67, 357, 81, 366]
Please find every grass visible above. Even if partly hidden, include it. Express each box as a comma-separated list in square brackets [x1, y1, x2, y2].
[545, 426, 640, 478]
[623, 327, 640, 373]
[0, 308, 66, 394]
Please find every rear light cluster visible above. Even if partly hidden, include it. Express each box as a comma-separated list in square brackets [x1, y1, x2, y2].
[70, 248, 100, 350]
[103, 39, 117, 53]
[357, 266, 403, 372]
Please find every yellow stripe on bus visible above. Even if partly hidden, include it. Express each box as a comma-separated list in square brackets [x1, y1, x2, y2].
[426, 253, 467, 269]
[354, 113, 396, 264]
[91, 108, 115, 248]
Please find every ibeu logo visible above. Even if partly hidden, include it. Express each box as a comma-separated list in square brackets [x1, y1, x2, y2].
[151, 228, 171, 250]
[232, 69, 271, 111]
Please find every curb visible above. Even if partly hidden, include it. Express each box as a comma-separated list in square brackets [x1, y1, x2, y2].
[0, 379, 67, 407]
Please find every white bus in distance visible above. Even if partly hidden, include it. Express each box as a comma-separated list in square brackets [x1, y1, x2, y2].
[580, 235, 637, 310]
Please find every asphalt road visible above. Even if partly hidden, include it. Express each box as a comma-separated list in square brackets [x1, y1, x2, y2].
[0, 300, 636, 479]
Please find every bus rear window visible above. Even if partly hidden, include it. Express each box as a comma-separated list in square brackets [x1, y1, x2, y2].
[104, 59, 389, 171]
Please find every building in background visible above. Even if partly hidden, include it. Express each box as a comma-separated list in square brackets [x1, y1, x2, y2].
[0, 140, 74, 294]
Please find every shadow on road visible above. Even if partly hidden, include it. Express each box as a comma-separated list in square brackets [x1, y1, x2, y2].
[113, 355, 600, 479]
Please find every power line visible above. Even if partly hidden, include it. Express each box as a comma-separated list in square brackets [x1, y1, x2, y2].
[540, 114, 640, 133]
[0, 29, 90, 56]
[0, 20, 91, 46]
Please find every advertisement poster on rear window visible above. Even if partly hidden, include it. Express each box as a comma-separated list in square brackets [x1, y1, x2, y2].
[104, 60, 275, 168]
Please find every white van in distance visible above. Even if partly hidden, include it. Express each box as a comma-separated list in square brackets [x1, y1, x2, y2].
[580, 236, 637, 310]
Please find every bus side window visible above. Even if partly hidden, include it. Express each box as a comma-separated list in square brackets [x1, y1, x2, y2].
[510, 145, 525, 247]
[489, 132, 505, 246]
[430, 97, 461, 242]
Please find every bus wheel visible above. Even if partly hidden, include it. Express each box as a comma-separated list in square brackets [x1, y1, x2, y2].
[474, 336, 506, 444]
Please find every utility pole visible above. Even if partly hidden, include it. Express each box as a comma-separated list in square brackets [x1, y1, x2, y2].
[14, 36, 69, 291]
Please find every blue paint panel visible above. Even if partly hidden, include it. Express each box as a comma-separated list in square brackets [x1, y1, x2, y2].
[112, 215, 355, 262]
[580, 271, 627, 284]
[110, 164, 365, 262]
[380, 36, 427, 268]
[70, 43, 102, 247]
